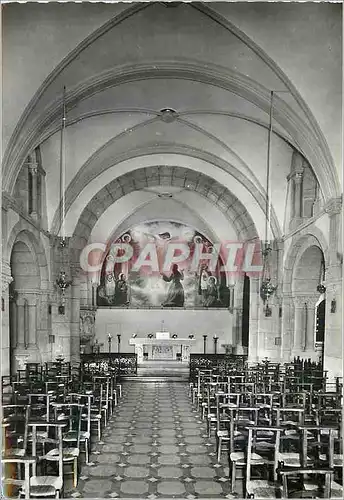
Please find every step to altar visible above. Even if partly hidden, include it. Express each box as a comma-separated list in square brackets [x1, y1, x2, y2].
[134, 359, 189, 379]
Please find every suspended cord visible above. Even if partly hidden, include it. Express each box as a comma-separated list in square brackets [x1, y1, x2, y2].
[59, 86, 66, 241]
[265, 90, 274, 245]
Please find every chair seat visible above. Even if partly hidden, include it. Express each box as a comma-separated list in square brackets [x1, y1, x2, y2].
[89, 414, 102, 420]
[277, 452, 312, 467]
[246, 479, 277, 498]
[3, 448, 25, 457]
[21, 476, 63, 498]
[217, 430, 229, 437]
[31, 475, 63, 490]
[230, 451, 264, 465]
[255, 441, 276, 451]
[256, 430, 274, 437]
[45, 447, 79, 461]
[28, 431, 48, 441]
[319, 453, 343, 466]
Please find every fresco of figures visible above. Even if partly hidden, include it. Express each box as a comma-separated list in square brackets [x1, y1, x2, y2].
[97, 221, 231, 309]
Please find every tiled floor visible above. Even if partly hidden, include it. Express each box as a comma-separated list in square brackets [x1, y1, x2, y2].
[71, 381, 234, 498]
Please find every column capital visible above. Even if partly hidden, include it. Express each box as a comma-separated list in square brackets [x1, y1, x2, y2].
[325, 196, 342, 216]
[1, 261, 13, 291]
[294, 171, 304, 184]
[28, 164, 38, 175]
[292, 295, 308, 307]
[304, 295, 319, 307]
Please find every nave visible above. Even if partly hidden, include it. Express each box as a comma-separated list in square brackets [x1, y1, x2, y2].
[74, 381, 231, 499]
[2, 359, 343, 499]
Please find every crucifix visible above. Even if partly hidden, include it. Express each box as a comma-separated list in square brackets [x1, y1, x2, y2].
[161, 320, 165, 332]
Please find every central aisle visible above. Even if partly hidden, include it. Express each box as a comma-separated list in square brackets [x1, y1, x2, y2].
[75, 381, 233, 498]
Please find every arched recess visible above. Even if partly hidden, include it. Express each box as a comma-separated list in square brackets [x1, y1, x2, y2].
[292, 246, 324, 296]
[7, 229, 49, 373]
[291, 244, 325, 360]
[7, 228, 50, 290]
[283, 229, 329, 296]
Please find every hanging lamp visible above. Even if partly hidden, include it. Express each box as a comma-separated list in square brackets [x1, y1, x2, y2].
[260, 91, 277, 311]
[55, 86, 72, 312]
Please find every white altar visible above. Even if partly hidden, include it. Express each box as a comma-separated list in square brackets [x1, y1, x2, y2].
[129, 333, 195, 363]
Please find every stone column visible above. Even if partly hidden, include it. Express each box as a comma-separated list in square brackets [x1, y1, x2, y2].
[305, 296, 317, 351]
[16, 297, 26, 347]
[28, 162, 38, 218]
[294, 171, 303, 219]
[87, 279, 93, 307]
[248, 277, 260, 363]
[1, 262, 13, 376]
[323, 197, 343, 382]
[281, 295, 293, 362]
[27, 297, 37, 347]
[292, 296, 306, 353]
[70, 272, 81, 364]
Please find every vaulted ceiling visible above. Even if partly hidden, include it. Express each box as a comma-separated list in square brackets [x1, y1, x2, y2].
[2, 1, 342, 247]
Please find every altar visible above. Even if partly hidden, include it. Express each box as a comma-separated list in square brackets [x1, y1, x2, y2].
[129, 333, 195, 363]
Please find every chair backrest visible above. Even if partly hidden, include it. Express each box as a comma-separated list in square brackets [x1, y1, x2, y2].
[246, 426, 281, 484]
[30, 422, 64, 482]
[279, 467, 333, 499]
[2, 404, 30, 453]
[69, 393, 92, 435]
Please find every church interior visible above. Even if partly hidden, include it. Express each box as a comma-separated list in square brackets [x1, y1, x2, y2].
[1, 1, 343, 498]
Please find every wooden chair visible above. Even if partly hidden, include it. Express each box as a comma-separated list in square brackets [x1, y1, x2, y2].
[2, 404, 30, 458]
[229, 407, 262, 494]
[27, 422, 65, 498]
[279, 467, 334, 499]
[2, 455, 36, 500]
[70, 393, 92, 464]
[245, 426, 282, 498]
[47, 403, 82, 488]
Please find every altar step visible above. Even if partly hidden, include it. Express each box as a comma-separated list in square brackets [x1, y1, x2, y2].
[121, 376, 188, 382]
[123, 360, 189, 381]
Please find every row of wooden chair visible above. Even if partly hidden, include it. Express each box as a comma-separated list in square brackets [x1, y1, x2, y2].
[2, 368, 122, 498]
[190, 366, 343, 498]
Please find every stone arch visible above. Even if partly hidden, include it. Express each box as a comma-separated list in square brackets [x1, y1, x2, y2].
[292, 245, 324, 295]
[283, 228, 329, 295]
[4, 45, 340, 202]
[52, 148, 280, 241]
[7, 226, 50, 291]
[71, 166, 260, 265]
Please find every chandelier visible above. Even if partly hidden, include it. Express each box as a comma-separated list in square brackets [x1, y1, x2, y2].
[55, 86, 72, 313]
[56, 271, 72, 294]
[260, 245, 277, 304]
[260, 90, 277, 312]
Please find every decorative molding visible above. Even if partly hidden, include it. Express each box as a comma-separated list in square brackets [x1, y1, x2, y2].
[80, 308, 96, 345]
[324, 196, 342, 217]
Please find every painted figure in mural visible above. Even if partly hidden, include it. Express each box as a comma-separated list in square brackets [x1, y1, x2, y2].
[114, 273, 130, 306]
[198, 264, 211, 304]
[161, 264, 185, 307]
[204, 276, 220, 307]
[97, 286, 113, 306]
